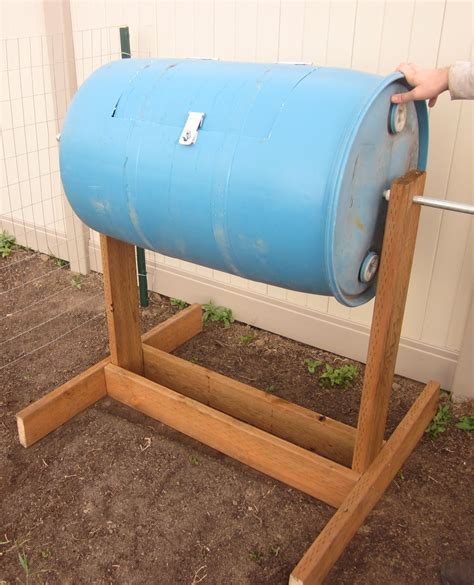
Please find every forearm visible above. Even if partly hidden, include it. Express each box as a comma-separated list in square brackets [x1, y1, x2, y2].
[449, 62, 474, 100]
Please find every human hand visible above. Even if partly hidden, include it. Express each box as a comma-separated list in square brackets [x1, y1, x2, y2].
[391, 63, 449, 107]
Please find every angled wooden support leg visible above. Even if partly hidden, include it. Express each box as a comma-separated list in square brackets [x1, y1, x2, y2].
[289, 380, 440, 585]
[352, 170, 427, 474]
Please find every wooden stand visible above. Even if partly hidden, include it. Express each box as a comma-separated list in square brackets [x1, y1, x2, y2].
[16, 170, 440, 583]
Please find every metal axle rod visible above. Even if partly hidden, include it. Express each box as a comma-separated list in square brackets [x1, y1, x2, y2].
[383, 190, 474, 215]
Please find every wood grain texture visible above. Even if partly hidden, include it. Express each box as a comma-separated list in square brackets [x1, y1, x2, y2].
[16, 358, 108, 447]
[105, 364, 359, 508]
[290, 380, 440, 585]
[352, 171, 426, 473]
[142, 303, 203, 351]
[100, 235, 143, 374]
[143, 344, 356, 466]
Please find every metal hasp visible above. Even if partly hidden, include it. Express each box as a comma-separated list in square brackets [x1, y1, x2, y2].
[383, 190, 474, 215]
[179, 112, 205, 145]
[60, 59, 429, 306]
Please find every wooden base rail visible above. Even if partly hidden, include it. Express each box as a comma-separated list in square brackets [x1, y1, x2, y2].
[142, 344, 356, 466]
[16, 171, 441, 583]
[105, 363, 359, 508]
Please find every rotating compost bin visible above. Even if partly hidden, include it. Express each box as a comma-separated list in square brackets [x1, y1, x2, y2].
[59, 58, 428, 306]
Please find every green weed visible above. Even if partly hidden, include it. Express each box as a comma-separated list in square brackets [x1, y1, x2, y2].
[71, 275, 83, 289]
[202, 301, 234, 328]
[189, 455, 200, 466]
[455, 415, 474, 432]
[425, 404, 451, 439]
[320, 364, 358, 388]
[0, 231, 16, 258]
[249, 549, 261, 562]
[304, 358, 323, 374]
[265, 385, 277, 394]
[18, 546, 29, 578]
[190, 357, 199, 364]
[270, 545, 280, 557]
[240, 334, 256, 345]
[170, 298, 189, 310]
[52, 256, 68, 267]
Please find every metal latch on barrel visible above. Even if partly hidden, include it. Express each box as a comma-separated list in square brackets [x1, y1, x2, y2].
[179, 112, 205, 145]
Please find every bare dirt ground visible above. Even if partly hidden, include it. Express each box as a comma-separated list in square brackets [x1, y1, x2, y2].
[1, 249, 472, 585]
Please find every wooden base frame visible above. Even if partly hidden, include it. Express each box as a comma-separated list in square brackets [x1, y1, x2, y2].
[16, 171, 440, 583]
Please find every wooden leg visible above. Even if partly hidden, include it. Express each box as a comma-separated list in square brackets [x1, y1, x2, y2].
[16, 358, 108, 447]
[100, 234, 143, 374]
[289, 380, 440, 585]
[352, 171, 426, 473]
[105, 363, 360, 508]
[143, 344, 356, 466]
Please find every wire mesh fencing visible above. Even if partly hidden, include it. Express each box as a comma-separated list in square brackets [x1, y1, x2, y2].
[0, 25, 151, 373]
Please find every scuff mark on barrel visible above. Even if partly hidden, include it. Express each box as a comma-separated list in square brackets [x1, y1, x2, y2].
[91, 199, 110, 213]
[355, 216, 365, 231]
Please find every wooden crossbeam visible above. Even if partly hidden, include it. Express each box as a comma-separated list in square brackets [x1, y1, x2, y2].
[143, 344, 356, 466]
[142, 303, 203, 350]
[105, 363, 360, 508]
[289, 380, 440, 585]
[16, 305, 203, 448]
[16, 358, 108, 448]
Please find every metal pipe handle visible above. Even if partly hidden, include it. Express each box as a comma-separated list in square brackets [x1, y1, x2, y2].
[383, 190, 474, 215]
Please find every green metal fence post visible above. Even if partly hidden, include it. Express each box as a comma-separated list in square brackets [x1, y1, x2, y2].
[119, 26, 149, 308]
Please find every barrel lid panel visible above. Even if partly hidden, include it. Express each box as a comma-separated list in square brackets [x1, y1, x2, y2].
[328, 75, 428, 306]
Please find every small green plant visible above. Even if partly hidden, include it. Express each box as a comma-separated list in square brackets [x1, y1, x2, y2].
[18, 546, 29, 576]
[15, 540, 48, 584]
[270, 545, 280, 557]
[202, 301, 234, 328]
[265, 385, 277, 393]
[52, 256, 68, 267]
[425, 404, 451, 439]
[189, 455, 200, 465]
[190, 356, 199, 364]
[393, 469, 406, 488]
[304, 358, 323, 374]
[320, 364, 358, 388]
[71, 275, 83, 289]
[170, 298, 189, 310]
[249, 549, 261, 562]
[455, 415, 474, 432]
[240, 334, 256, 345]
[0, 230, 16, 258]
[41, 549, 51, 560]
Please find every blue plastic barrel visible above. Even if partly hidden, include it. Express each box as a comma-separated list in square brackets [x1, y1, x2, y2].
[60, 59, 428, 306]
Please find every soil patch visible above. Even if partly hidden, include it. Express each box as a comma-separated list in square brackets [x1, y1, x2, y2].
[1, 250, 472, 584]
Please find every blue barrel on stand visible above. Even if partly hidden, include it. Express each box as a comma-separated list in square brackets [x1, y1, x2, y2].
[59, 59, 428, 306]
